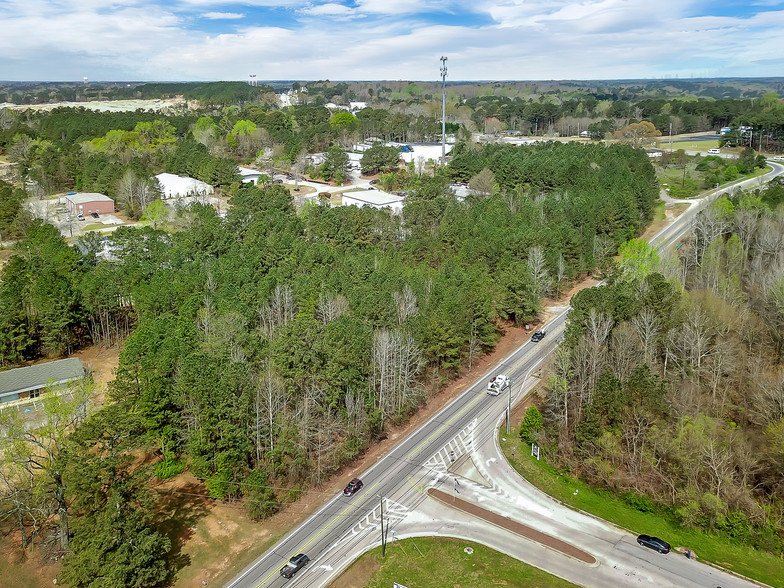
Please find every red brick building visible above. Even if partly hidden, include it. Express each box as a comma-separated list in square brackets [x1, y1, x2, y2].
[64, 192, 115, 216]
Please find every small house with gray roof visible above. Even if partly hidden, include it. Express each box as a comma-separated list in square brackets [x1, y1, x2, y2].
[0, 358, 85, 404]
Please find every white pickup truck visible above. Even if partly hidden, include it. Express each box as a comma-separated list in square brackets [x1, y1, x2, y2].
[487, 374, 510, 396]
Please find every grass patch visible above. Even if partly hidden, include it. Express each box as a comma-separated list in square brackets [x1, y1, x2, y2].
[657, 164, 702, 198]
[500, 434, 784, 586]
[656, 140, 721, 151]
[331, 536, 576, 588]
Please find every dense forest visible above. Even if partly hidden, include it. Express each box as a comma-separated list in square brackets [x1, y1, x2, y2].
[1, 83, 783, 586]
[539, 180, 784, 555]
[0, 140, 656, 584]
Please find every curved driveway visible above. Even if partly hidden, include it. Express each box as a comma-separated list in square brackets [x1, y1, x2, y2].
[225, 164, 783, 588]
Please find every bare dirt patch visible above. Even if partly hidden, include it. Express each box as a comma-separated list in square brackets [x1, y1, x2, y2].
[0, 538, 62, 588]
[72, 344, 121, 405]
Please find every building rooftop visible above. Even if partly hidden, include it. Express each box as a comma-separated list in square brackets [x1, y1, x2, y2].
[0, 358, 85, 397]
[65, 193, 114, 204]
[155, 173, 213, 198]
[343, 190, 403, 206]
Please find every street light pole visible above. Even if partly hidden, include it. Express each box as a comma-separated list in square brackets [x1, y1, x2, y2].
[378, 494, 386, 557]
[440, 56, 448, 166]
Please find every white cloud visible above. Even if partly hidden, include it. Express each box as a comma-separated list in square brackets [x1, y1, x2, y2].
[0, 1, 782, 80]
[200, 12, 245, 20]
[299, 3, 354, 17]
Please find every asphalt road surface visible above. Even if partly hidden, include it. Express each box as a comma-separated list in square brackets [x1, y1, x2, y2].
[225, 165, 783, 588]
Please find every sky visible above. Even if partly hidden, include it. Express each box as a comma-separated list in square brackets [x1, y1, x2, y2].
[2, 0, 784, 82]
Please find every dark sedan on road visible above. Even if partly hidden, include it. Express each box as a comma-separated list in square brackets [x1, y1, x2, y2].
[531, 330, 545, 342]
[637, 534, 671, 553]
[280, 553, 309, 579]
[343, 477, 363, 496]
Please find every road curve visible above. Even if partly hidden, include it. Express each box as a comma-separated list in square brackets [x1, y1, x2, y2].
[224, 164, 783, 588]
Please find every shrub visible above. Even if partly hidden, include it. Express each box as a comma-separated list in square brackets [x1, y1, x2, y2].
[154, 457, 186, 480]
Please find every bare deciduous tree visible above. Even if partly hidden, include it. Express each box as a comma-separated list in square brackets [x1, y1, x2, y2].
[609, 322, 643, 382]
[258, 284, 296, 338]
[316, 291, 349, 325]
[371, 328, 424, 424]
[527, 246, 550, 299]
[393, 284, 418, 326]
[631, 309, 661, 366]
[254, 360, 286, 464]
[469, 167, 495, 198]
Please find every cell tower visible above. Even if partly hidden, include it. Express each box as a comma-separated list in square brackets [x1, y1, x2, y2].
[440, 56, 448, 166]
[248, 74, 257, 87]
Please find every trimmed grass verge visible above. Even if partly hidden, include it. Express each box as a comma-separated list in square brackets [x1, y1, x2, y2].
[499, 434, 784, 586]
[330, 536, 577, 588]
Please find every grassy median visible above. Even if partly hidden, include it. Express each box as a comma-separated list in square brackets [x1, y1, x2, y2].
[499, 433, 784, 586]
[332, 536, 576, 588]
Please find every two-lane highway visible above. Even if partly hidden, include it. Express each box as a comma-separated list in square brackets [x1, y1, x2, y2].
[226, 164, 783, 588]
[227, 312, 567, 588]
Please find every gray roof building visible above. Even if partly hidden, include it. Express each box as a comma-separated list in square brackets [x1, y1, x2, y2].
[0, 358, 85, 403]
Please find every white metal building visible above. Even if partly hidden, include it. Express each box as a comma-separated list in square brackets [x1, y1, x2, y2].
[155, 173, 214, 199]
[341, 190, 404, 214]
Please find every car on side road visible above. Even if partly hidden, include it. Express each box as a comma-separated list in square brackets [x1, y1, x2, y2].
[487, 374, 510, 396]
[707, 148, 721, 155]
[637, 534, 670, 554]
[343, 477, 363, 496]
[280, 553, 309, 579]
[531, 331, 545, 342]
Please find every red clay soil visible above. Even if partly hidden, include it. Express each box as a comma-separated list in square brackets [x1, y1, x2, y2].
[427, 488, 596, 565]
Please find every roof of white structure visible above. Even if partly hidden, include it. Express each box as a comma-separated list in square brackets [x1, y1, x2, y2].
[65, 192, 113, 204]
[343, 190, 403, 206]
[155, 173, 213, 197]
[237, 166, 263, 177]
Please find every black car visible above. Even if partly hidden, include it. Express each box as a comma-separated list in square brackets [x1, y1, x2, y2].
[531, 330, 545, 342]
[280, 553, 309, 579]
[637, 534, 671, 554]
[343, 477, 363, 496]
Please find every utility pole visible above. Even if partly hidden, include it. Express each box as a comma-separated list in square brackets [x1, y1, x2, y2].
[440, 56, 448, 166]
[378, 495, 386, 557]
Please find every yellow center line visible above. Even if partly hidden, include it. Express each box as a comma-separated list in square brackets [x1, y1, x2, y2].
[254, 481, 381, 587]
[257, 327, 568, 586]
[405, 342, 555, 462]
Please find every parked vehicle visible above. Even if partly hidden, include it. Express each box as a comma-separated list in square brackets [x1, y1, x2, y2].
[637, 534, 671, 554]
[707, 148, 721, 155]
[531, 331, 545, 342]
[487, 374, 510, 396]
[91, 212, 100, 218]
[280, 553, 309, 579]
[76, 213, 85, 221]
